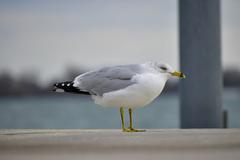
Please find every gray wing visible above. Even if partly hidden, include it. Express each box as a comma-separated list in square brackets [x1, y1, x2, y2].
[73, 64, 144, 96]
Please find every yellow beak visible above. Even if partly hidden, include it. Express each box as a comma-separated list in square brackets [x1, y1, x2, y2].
[171, 71, 186, 78]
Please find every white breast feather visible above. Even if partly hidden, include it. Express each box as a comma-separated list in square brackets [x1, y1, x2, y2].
[92, 73, 167, 108]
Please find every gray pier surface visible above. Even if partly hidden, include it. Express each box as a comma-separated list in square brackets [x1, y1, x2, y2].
[0, 129, 240, 160]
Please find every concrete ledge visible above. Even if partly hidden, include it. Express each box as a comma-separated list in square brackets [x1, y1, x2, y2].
[0, 129, 240, 160]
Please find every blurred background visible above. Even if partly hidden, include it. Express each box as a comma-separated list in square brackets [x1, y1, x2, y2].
[0, 0, 239, 129]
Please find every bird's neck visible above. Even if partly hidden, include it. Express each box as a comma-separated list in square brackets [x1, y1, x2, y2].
[158, 73, 169, 83]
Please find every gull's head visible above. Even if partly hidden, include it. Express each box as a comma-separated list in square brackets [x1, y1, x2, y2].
[149, 62, 186, 79]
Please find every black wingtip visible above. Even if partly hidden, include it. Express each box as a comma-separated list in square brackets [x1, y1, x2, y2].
[51, 83, 59, 92]
[51, 86, 57, 92]
[52, 81, 90, 95]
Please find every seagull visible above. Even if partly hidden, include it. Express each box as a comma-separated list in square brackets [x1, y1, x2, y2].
[53, 61, 185, 132]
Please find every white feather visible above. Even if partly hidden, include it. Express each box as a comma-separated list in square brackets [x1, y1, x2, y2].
[56, 89, 64, 93]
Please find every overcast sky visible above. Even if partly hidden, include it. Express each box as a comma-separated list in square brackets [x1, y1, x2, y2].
[0, 0, 239, 83]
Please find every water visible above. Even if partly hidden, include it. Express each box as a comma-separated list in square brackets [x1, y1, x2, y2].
[0, 89, 239, 129]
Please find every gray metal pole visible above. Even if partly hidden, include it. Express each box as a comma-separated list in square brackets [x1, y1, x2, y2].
[179, 0, 222, 128]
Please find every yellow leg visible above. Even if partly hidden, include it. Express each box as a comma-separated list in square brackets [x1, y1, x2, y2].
[128, 108, 145, 132]
[129, 108, 133, 129]
[120, 107, 130, 132]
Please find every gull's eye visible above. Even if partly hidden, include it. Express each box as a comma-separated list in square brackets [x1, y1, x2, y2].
[160, 66, 167, 71]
